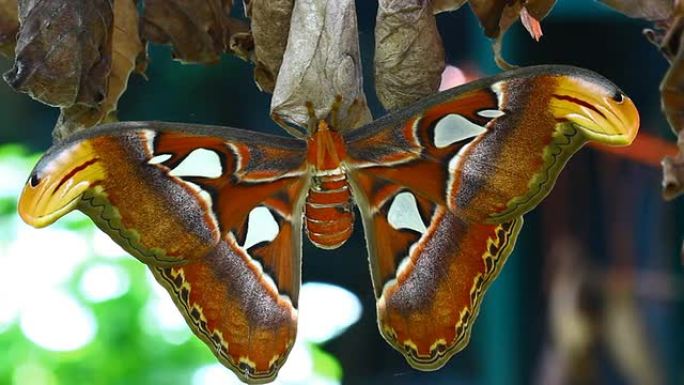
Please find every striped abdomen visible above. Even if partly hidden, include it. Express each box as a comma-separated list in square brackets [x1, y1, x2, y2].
[304, 171, 354, 249]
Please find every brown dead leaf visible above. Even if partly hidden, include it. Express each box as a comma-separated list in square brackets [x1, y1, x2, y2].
[375, 0, 445, 111]
[432, 0, 468, 13]
[663, 148, 684, 199]
[0, 0, 18, 58]
[661, 31, 684, 200]
[228, 30, 253, 61]
[431, 1, 557, 69]
[620, 5, 684, 201]
[468, 0, 508, 37]
[54, 0, 144, 140]
[598, 0, 674, 21]
[468, 0, 556, 69]
[484, 0, 555, 39]
[247, 0, 293, 92]
[3, 0, 114, 107]
[662, 142, 684, 198]
[142, 0, 247, 64]
[660, 24, 684, 135]
[271, 0, 371, 135]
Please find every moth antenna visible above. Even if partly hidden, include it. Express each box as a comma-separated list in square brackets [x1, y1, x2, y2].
[345, 98, 365, 130]
[305, 101, 318, 133]
[330, 95, 343, 130]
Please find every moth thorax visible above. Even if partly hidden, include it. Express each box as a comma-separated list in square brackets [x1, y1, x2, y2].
[304, 171, 354, 249]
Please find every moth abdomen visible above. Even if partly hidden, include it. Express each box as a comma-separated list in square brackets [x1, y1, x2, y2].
[304, 173, 355, 249]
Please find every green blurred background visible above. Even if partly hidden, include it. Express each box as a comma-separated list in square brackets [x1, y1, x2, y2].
[0, 1, 682, 385]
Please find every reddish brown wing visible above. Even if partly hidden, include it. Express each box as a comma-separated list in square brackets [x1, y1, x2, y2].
[19, 122, 310, 383]
[349, 169, 522, 369]
[344, 65, 638, 369]
[346, 65, 637, 225]
[149, 178, 307, 382]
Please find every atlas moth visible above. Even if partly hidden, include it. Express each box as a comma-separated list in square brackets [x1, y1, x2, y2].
[19, 65, 639, 384]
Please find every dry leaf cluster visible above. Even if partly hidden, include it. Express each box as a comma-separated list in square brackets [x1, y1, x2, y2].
[599, 0, 684, 200]
[375, 0, 445, 111]
[433, 0, 557, 68]
[0, 0, 560, 141]
[0, 0, 17, 57]
[270, 0, 372, 132]
[142, 0, 247, 64]
[5, 0, 114, 110]
[56, 0, 143, 140]
[5, 0, 682, 201]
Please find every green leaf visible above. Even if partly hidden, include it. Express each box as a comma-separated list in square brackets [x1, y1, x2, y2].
[0, 144, 28, 159]
[0, 197, 16, 217]
[310, 343, 343, 381]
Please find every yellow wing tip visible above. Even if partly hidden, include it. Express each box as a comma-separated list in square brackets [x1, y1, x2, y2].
[551, 77, 640, 147]
[17, 140, 105, 228]
[579, 94, 640, 147]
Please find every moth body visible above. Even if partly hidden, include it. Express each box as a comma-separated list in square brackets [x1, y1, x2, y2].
[304, 120, 354, 249]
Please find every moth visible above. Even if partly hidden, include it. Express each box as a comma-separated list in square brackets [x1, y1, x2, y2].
[18, 65, 638, 384]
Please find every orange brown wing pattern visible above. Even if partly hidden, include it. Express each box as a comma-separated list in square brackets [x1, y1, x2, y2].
[377, 210, 522, 369]
[345, 65, 638, 224]
[345, 65, 638, 369]
[20, 122, 308, 266]
[151, 236, 298, 384]
[18, 122, 310, 383]
[349, 168, 522, 369]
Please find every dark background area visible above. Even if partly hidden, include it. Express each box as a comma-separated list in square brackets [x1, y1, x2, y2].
[0, 1, 681, 385]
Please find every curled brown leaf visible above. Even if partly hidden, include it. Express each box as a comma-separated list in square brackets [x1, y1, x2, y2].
[271, 0, 371, 135]
[469, 0, 508, 38]
[432, 0, 467, 13]
[467, 0, 555, 38]
[598, 0, 674, 21]
[610, 3, 684, 201]
[661, 132, 684, 200]
[54, 0, 144, 140]
[435, 1, 556, 69]
[375, 0, 445, 111]
[659, 26, 684, 200]
[660, 25, 684, 135]
[3, 0, 114, 107]
[247, 0, 293, 92]
[142, 0, 246, 64]
[0, 0, 18, 58]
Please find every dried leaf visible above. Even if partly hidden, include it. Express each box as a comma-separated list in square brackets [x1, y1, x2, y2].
[375, 0, 445, 110]
[661, 36, 684, 200]
[468, 0, 555, 69]
[54, 0, 144, 141]
[271, 0, 371, 135]
[142, 0, 246, 64]
[247, 0, 293, 92]
[468, 0, 508, 38]
[3, 0, 114, 107]
[495, 0, 555, 39]
[228, 30, 253, 61]
[525, 0, 557, 20]
[660, 27, 684, 135]
[0, 0, 18, 58]
[432, 0, 467, 13]
[598, 0, 674, 21]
